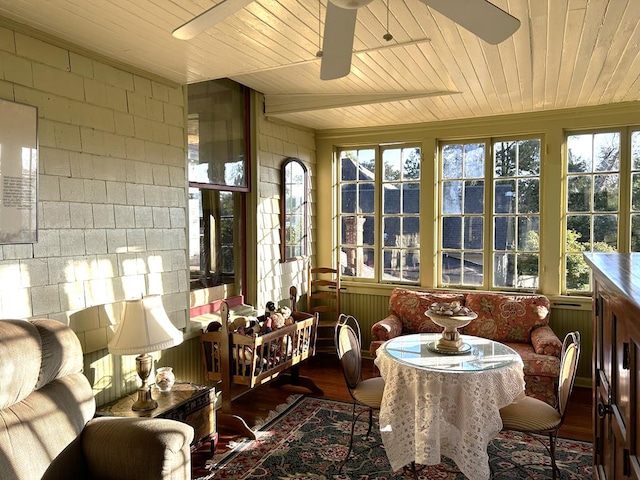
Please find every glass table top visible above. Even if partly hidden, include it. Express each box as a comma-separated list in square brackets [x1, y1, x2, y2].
[380, 333, 520, 372]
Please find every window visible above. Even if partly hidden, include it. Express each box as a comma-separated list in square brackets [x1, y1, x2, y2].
[564, 131, 620, 292]
[188, 189, 243, 289]
[631, 131, 640, 251]
[281, 158, 308, 261]
[187, 79, 248, 189]
[187, 79, 249, 292]
[338, 145, 421, 282]
[439, 138, 541, 290]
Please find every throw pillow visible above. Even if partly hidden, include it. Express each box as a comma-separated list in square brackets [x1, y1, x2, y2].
[464, 293, 550, 343]
[389, 288, 466, 334]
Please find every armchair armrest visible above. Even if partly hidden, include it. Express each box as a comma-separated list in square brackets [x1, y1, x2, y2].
[370, 314, 403, 357]
[531, 325, 563, 357]
[371, 314, 403, 342]
[82, 417, 194, 480]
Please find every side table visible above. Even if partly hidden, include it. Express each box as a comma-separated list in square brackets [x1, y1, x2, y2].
[96, 382, 218, 452]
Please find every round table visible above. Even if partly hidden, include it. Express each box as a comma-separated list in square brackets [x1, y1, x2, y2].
[375, 333, 525, 480]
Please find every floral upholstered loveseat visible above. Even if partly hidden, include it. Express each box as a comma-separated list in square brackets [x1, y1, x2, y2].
[370, 288, 563, 405]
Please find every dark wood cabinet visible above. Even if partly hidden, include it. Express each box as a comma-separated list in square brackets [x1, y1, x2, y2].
[96, 382, 218, 452]
[585, 253, 640, 480]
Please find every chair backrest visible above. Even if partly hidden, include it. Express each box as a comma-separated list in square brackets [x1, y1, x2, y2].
[557, 330, 581, 416]
[307, 264, 341, 322]
[334, 314, 362, 390]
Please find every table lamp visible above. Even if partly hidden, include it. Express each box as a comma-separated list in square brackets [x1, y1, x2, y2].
[108, 295, 183, 411]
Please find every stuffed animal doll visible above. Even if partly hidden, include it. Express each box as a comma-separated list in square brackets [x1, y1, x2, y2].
[264, 301, 293, 332]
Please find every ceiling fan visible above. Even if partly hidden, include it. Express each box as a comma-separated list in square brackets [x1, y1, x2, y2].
[172, 0, 520, 81]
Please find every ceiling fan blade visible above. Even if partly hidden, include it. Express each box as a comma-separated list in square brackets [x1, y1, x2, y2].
[421, 0, 520, 45]
[172, 0, 255, 40]
[320, 2, 358, 80]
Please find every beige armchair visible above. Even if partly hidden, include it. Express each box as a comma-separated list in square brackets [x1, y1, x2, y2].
[0, 318, 194, 480]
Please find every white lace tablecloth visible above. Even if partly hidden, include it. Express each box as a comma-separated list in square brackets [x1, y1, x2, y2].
[375, 333, 525, 480]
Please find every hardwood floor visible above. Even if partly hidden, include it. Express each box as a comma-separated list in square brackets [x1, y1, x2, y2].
[191, 353, 593, 477]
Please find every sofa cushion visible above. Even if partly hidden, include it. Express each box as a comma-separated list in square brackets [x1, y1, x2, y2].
[464, 293, 550, 343]
[389, 288, 466, 334]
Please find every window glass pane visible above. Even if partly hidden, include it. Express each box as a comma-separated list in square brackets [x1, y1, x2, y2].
[494, 180, 516, 214]
[464, 144, 485, 178]
[383, 217, 400, 246]
[594, 132, 620, 171]
[494, 216, 514, 251]
[567, 134, 593, 173]
[517, 139, 541, 176]
[494, 252, 515, 288]
[567, 176, 591, 212]
[442, 144, 463, 178]
[517, 254, 539, 288]
[594, 174, 618, 211]
[403, 182, 420, 214]
[188, 188, 241, 290]
[566, 254, 591, 291]
[518, 178, 539, 213]
[463, 253, 483, 286]
[341, 153, 357, 181]
[443, 181, 462, 214]
[403, 148, 421, 180]
[633, 130, 640, 169]
[402, 217, 420, 247]
[632, 173, 640, 211]
[463, 180, 484, 214]
[464, 217, 483, 250]
[594, 215, 618, 249]
[383, 183, 401, 214]
[567, 215, 591, 245]
[187, 79, 247, 188]
[383, 149, 401, 181]
[442, 217, 461, 249]
[494, 141, 516, 177]
[517, 216, 540, 250]
[632, 215, 640, 252]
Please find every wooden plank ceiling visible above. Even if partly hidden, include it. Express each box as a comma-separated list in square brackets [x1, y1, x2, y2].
[0, 0, 639, 130]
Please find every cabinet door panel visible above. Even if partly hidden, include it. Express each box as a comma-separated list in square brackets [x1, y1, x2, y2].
[614, 315, 630, 438]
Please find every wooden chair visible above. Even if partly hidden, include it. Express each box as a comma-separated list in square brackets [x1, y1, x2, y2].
[307, 264, 341, 351]
[497, 331, 581, 479]
[334, 314, 385, 472]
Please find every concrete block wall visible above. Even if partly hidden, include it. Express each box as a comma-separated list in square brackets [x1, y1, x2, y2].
[0, 26, 188, 358]
[255, 104, 316, 310]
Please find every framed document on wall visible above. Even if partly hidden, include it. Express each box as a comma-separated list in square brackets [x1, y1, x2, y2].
[0, 99, 38, 244]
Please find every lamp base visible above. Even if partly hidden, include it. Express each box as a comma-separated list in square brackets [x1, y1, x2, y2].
[132, 353, 157, 411]
[132, 385, 158, 411]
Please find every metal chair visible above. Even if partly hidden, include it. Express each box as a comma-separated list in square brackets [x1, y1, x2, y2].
[497, 330, 581, 479]
[334, 314, 385, 472]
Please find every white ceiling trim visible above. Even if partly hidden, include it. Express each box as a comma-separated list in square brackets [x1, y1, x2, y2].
[264, 90, 460, 114]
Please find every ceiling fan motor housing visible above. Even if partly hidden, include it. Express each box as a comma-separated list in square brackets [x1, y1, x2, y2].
[329, 0, 375, 10]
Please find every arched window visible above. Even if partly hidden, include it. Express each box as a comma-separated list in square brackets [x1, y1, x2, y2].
[281, 158, 309, 261]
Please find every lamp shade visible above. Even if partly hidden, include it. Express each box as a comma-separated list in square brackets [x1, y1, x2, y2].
[108, 295, 183, 355]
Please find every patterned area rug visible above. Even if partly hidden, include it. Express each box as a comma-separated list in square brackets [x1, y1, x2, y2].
[202, 396, 592, 479]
